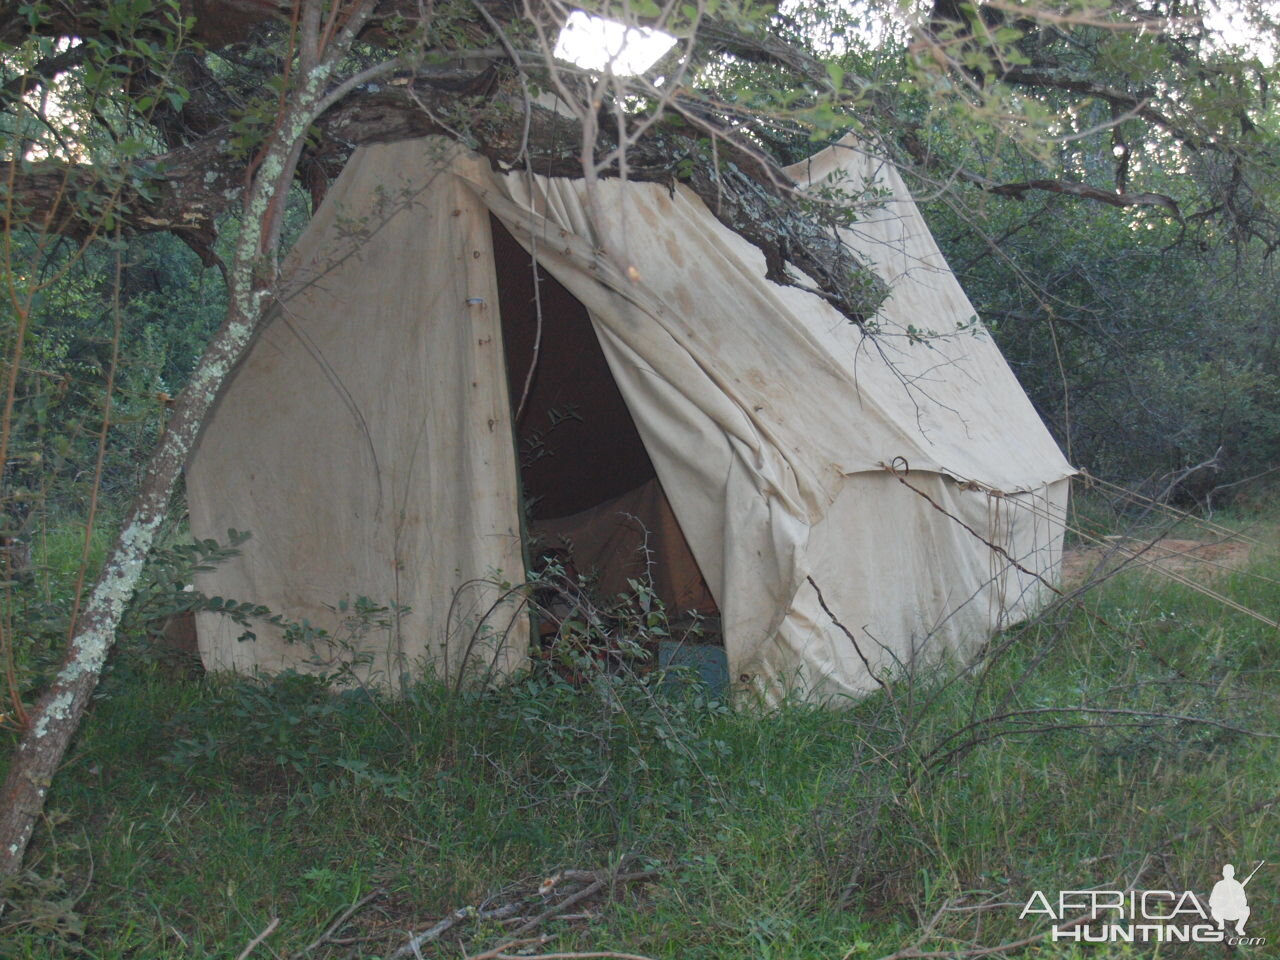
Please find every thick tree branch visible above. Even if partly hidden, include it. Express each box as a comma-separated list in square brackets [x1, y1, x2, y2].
[1, 61, 890, 320]
[1001, 66, 1205, 148]
[983, 177, 1182, 217]
[896, 128, 1182, 220]
[0, 46, 86, 102]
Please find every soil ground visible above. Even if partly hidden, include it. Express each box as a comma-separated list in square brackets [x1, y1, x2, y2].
[1062, 537, 1253, 589]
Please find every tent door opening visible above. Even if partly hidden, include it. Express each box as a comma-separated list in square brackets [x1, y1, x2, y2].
[490, 217, 719, 651]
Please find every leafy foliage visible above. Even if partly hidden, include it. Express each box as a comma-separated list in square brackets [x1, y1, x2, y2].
[927, 189, 1280, 502]
[4, 234, 223, 516]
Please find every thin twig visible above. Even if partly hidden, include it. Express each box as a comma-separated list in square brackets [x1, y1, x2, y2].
[511, 880, 604, 937]
[468, 937, 657, 960]
[881, 461, 1064, 598]
[514, 232, 544, 425]
[235, 917, 280, 960]
[807, 576, 887, 690]
[918, 705, 1279, 780]
[513, 869, 659, 937]
[294, 887, 385, 957]
[65, 225, 125, 638]
[1206, 462, 1280, 512]
[393, 903, 525, 959]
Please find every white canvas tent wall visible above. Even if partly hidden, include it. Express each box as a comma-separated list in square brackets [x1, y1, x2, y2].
[187, 134, 1074, 701]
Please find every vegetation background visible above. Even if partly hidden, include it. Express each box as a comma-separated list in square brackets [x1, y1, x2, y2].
[1, 0, 1278, 956]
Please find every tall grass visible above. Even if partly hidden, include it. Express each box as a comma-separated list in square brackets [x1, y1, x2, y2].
[1, 515, 1277, 959]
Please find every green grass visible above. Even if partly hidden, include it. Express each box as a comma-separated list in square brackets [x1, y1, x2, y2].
[2, 519, 1278, 959]
[26, 512, 116, 606]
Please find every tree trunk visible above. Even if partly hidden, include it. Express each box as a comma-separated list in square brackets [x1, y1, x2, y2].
[0, 297, 262, 875]
[0, 0, 376, 876]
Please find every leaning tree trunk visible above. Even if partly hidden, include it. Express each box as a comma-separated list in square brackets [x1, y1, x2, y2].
[0, 0, 384, 876]
[0, 294, 265, 874]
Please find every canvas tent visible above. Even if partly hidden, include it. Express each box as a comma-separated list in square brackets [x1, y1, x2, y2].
[187, 133, 1074, 701]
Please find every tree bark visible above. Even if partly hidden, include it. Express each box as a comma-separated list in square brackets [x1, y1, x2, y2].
[0, 0, 377, 878]
[0, 295, 261, 874]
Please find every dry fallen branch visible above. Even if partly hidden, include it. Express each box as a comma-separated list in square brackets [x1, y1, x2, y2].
[393, 902, 526, 958]
[468, 936, 657, 960]
[293, 886, 385, 957]
[235, 917, 280, 960]
[393, 865, 658, 959]
[512, 870, 659, 937]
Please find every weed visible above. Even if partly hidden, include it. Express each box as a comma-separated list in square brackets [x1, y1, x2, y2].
[3, 514, 1278, 958]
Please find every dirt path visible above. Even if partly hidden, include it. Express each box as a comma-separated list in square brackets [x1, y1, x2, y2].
[1062, 537, 1253, 589]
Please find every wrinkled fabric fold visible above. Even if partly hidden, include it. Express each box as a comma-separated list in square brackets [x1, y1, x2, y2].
[189, 135, 1073, 701]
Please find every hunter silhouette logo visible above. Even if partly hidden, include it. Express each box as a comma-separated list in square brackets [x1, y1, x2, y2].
[1020, 859, 1267, 946]
[1210, 862, 1262, 936]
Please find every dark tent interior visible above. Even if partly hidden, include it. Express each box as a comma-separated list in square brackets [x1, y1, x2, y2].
[490, 217, 718, 621]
